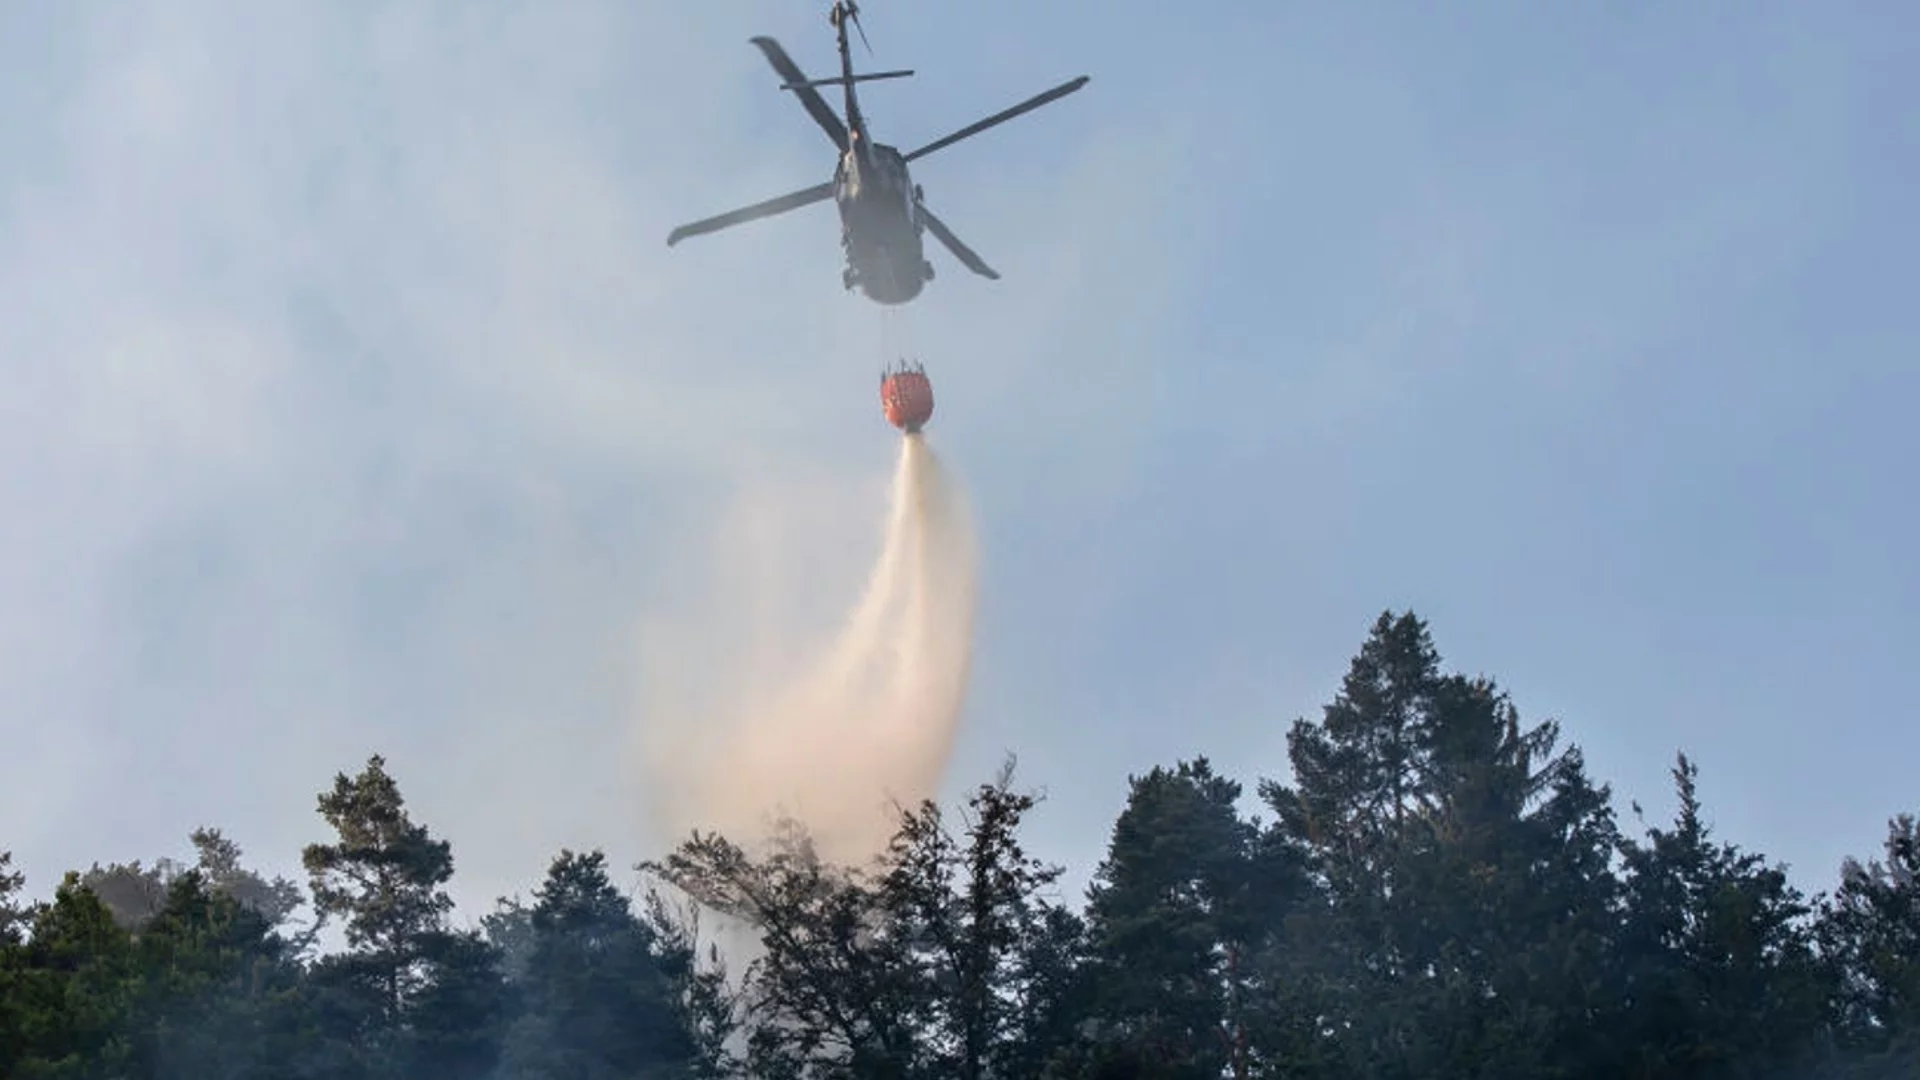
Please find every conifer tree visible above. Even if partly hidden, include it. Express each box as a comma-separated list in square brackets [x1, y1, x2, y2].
[495, 848, 696, 1078]
[120, 870, 308, 1079]
[1615, 754, 1831, 1078]
[1821, 812, 1920, 1074]
[301, 753, 506, 1079]
[11, 874, 140, 1077]
[1261, 611, 1626, 1078]
[1080, 758, 1283, 1080]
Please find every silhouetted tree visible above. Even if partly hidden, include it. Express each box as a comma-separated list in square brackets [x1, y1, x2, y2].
[301, 753, 506, 1079]
[1820, 812, 1920, 1077]
[1260, 611, 1630, 1078]
[875, 762, 1079, 1079]
[1614, 753, 1832, 1079]
[643, 761, 1078, 1079]
[10, 873, 140, 1077]
[1079, 757, 1298, 1080]
[8, 607, 1920, 1080]
[495, 848, 697, 1078]
[644, 818, 920, 1078]
[639, 887, 744, 1079]
[120, 870, 309, 1079]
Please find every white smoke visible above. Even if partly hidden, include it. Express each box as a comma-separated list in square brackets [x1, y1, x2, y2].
[635, 433, 977, 866]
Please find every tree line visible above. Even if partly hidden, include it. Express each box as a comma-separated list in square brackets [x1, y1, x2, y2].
[2, 610, 1915, 1078]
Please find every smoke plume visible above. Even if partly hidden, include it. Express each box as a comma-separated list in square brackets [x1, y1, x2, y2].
[636, 433, 977, 866]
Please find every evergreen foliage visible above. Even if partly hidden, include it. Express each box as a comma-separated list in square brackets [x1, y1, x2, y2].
[1, 611, 1908, 1077]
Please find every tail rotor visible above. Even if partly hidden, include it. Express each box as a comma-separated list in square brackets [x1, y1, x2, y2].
[833, 0, 874, 56]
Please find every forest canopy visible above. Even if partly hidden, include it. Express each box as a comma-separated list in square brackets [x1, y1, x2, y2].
[3, 610, 1916, 1078]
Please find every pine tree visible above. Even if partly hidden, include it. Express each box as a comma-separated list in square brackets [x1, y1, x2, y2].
[1615, 753, 1831, 1078]
[1389, 673, 1624, 1079]
[1260, 611, 1627, 1078]
[120, 870, 308, 1079]
[495, 848, 697, 1079]
[1260, 611, 1448, 1077]
[301, 753, 505, 1079]
[1080, 758, 1283, 1080]
[9, 874, 140, 1078]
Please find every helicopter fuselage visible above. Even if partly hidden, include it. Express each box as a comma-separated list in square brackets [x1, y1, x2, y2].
[663, 5, 1088, 304]
[833, 139, 930, 305]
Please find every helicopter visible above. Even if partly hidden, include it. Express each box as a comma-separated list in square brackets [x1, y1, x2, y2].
[665, 1, 1090, 305]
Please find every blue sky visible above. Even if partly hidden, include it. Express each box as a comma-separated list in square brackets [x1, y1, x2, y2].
[0, 0, 1914, 918]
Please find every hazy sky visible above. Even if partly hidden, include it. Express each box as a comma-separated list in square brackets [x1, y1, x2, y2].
[1, 0, 1914, 921]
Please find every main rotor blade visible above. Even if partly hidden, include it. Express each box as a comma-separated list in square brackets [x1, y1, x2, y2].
[667, 182, 835, 246]
[904, 75, 1090, 163]
[749, 37, 849, 152]
[919, 205, 999, 280]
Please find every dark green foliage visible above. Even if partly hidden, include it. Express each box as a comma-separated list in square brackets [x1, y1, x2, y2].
[405, 928, 512, 1080]
[9, 875, 139, 1078]
[300, 753, 509, 1079]
[1613, 754, 1831, 1079]
[302, 754, 458, 1003]
[1261, 611, 1636, 1078]
[482, 897, 537, 985]
[120, 870, 310, 1079]
[1821, 814, 1920, 1077]
[1, 609, 1915, 1078]
[0, 851, 29, 1075]
[494, 848, 696, 1079]
[1080, 757, 1290, 1080]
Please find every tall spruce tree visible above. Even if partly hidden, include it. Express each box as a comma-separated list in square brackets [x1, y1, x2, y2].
[8, 874, 141, 1078]
[495, 848, 697, 1079]
[1261, 611, 1448, 1076]
[1261, 611, 1626, 1078]
[1080, 758, 1289, 1080]
[1614, 753, 1831, 1079]
[119, 870, 308, 1079]
[1388, 671, 1624, 1079]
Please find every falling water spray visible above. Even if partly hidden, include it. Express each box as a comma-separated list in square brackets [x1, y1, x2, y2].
[636, 423, 977, 867]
